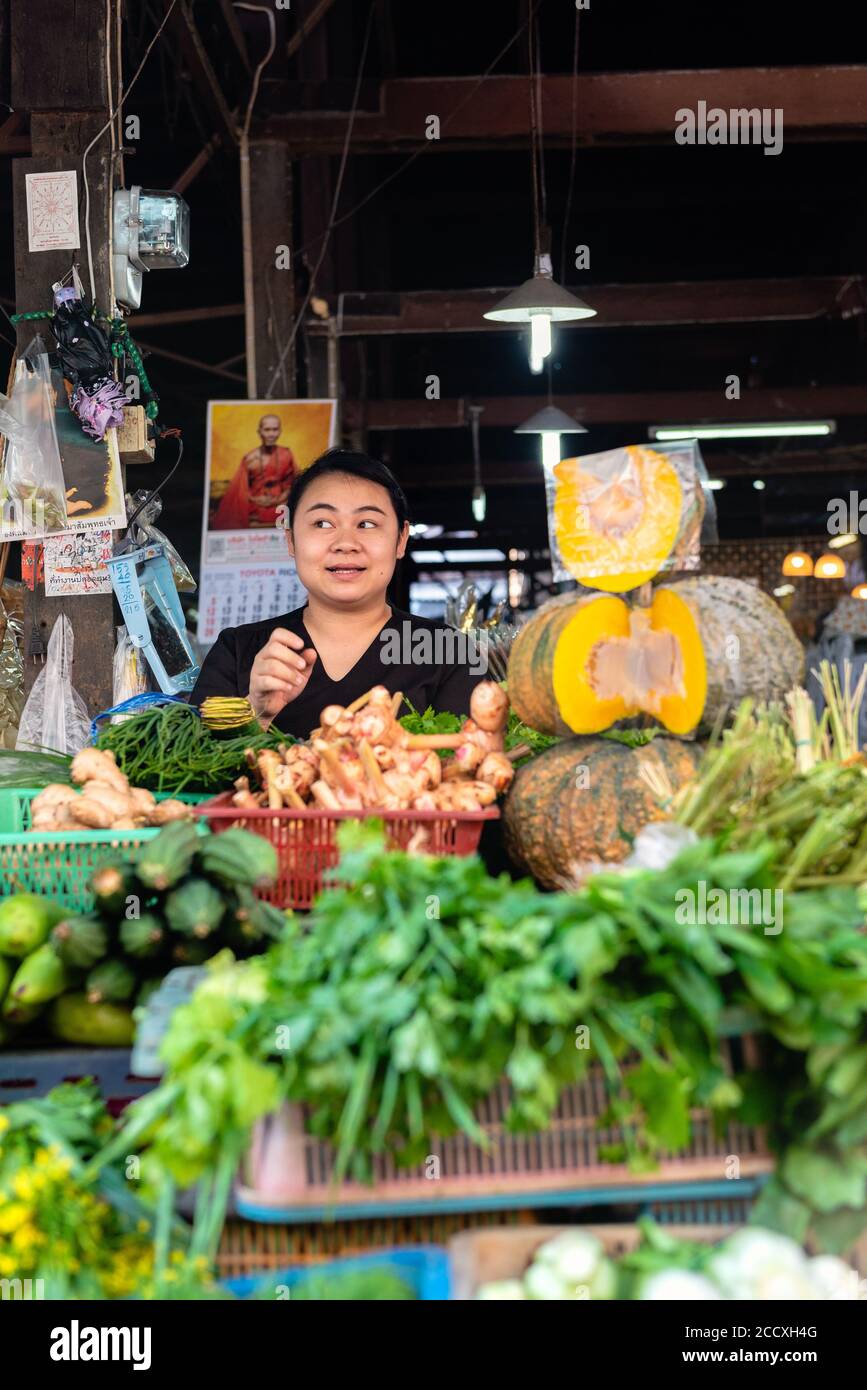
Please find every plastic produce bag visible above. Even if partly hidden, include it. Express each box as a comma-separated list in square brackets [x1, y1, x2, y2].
[112, 624, 150, 714]
[0, 338, 68, 537]
[126, 489, 196, 592]
[51, 293, 125, 441]
[544, 439, 717, 590]
[16, 614, 90, 755]
[0, 599, 23, 749]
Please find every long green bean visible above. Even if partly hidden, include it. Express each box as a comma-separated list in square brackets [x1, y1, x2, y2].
[95, 703, 290, 793]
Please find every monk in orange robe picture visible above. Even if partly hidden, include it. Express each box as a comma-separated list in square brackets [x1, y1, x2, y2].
[212, 414, 297, 530]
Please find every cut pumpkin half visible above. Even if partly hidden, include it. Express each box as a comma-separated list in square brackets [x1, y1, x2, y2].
[508, 575, 805, 741]
[553, 444, 683, 592]
[509, 588, 706, 736]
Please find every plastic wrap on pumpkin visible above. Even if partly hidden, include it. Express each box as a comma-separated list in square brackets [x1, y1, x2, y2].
[545, 440, 715, 591]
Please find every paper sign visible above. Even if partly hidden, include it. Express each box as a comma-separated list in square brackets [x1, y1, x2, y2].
[197, 562, 307, 645]
[44, 530, 113, 596]
[25, 171, 81, 252]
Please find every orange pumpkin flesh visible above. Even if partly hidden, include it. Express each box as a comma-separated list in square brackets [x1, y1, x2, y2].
[528, 589, 707, 736]
[553, 445, 683, 593]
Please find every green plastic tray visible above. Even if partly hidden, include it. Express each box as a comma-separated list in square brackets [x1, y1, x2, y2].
[0, 788, 206, 912]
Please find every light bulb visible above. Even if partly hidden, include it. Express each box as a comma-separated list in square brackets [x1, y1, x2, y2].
[529, 312, 552, 373]
[541, 432, 561, 471]
[471, 486, 487, 523]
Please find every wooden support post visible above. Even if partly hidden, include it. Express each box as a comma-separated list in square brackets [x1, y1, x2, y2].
[247, 139, 296, 397]
[11, 0, 117, 712]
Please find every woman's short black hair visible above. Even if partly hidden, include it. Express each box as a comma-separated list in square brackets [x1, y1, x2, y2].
[287, 448, 410, 532]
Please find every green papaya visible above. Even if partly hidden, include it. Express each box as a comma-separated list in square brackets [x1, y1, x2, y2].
[0, 893, 67, 958]
[2, 943, 69, 1017]
[89, 859, 135, 917]
[1, 1000, 44, 1028]
[48, 993, 135, 1047]
[164, 878, 225, 939]
[51, 915, 109, 970]
[120, 913, 166, 959]
[197, 828, 278, 890]
[170, 938, 212, 966]
[233, 886, 290, 942]
[85, 957, 137, 1005]
[135, 820, 200, 891]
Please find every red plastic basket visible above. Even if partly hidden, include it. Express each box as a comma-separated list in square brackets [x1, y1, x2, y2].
[195, 794, 499, 910]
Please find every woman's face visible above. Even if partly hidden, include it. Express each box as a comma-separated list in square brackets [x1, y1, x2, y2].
[286, 471, 408, 608]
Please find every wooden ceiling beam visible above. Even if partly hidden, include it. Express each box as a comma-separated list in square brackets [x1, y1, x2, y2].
[261, 66, 867, 151]
[344, 385, 867, 431]
[303, 277, 866, 335]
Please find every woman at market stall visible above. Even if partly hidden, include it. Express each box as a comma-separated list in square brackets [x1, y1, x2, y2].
[190, 449, 486, 738]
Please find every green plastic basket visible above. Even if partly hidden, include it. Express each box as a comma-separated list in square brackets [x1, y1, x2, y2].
[0, 789, 207, 912]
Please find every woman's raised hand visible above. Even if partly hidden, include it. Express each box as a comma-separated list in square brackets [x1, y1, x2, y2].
[248, 628, 318, 725]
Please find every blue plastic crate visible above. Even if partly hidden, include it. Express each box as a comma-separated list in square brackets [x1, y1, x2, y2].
[222, 1246, 451, 1301]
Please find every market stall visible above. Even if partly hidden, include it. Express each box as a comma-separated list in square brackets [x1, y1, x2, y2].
[2, 0, 867, 1324]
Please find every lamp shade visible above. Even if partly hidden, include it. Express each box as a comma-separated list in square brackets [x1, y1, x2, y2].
[815, 552, 846, 579]
[781, 551, 814, 576]
[851, 584, 867, 600]
[514, 405, 587, 435]
[483, 272, 596, 323]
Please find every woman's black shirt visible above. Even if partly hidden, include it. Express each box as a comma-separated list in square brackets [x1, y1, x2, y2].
[189, 606, 485, 738]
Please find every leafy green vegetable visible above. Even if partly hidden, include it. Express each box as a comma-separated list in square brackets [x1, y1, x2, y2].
[398, 701, 557, 765]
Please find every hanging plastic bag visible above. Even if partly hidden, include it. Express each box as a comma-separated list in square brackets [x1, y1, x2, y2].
[0, 599, 24, 749]
[0, 338, 68, 537]
[16, 614, 90, 755]
[112, 624, 151, 714]
[125, 489, 196, 592]
[51, 293, 125, 442]
[544, 438, 717, 591]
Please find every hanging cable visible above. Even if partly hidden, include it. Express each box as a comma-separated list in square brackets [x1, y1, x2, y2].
[263, 0, 377, 398]
[82, 0, 181, 302]
[293, 0, 551, 262]
[234, 2, 278, 397]
[559, 8, 582, 284]
[527, 4, 542, 259]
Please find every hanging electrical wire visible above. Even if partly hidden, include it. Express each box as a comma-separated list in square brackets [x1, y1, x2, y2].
[81, 0, 181, 303]
[292, 0, 552, 262]
[263, 0, 377, 398]
[559, 7, 582, 284]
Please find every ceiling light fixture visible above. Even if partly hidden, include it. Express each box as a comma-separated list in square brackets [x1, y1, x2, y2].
[649, 421, 836, 442]
[483, 13, 595, 370]
[782, 552, 814, 576]
[815, 552, 846, 579]
[828, 532, 859, 550]
[753, 479, 766, 490]
[515, 400, 587, 472]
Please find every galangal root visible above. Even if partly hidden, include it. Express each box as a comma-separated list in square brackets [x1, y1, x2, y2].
[232, 680, 514, 813]
[30, 747, 194, 833]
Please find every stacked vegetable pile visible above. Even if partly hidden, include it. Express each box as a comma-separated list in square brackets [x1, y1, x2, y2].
[0, 821, 283, 1048]
[675, 667, 867, 889]
[29, 746, 193, 833]
[93, 825, 867, 1256]
[229, 680, 516, 814]
[475, 1223, 860, 1301]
